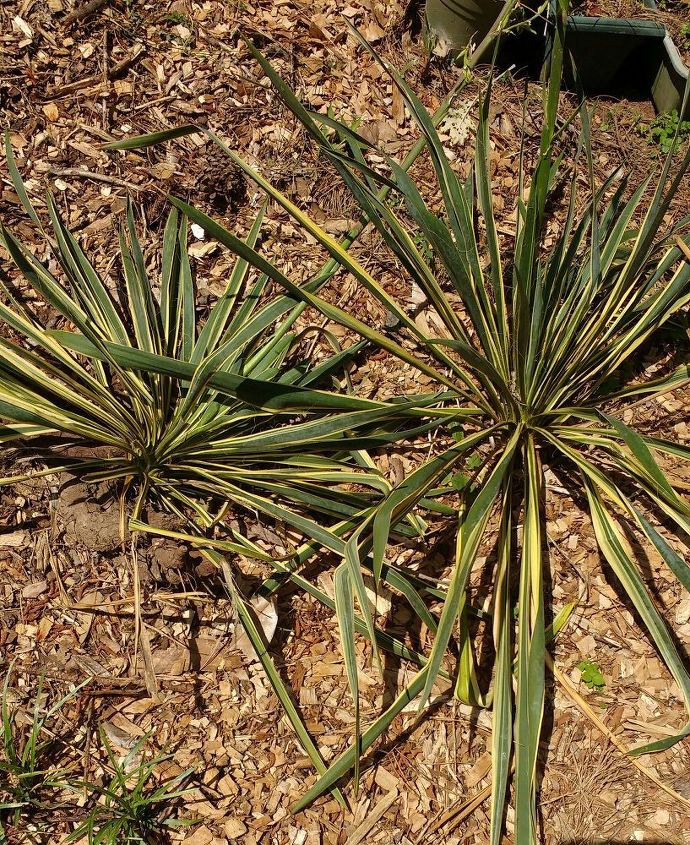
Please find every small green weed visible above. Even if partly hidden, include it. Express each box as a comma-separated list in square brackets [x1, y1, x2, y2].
[325, 105, 362, 134]
[657, 0, 687, 10]
[636, 110, 690, 156]
[412, 231, 434, 267]
[446, 451, 485, 492]
[159, 11, 191, 26]
[64, 730, 196, 845]
[0, 667, 85, 838]
[466, 453, 483, 471]
[681, 23, 690, 50]
[577, 659, 606, 692]
[323, 105, 364, 153]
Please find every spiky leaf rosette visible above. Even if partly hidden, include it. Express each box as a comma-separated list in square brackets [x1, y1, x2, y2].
[1, 137, 456, 796]
[0, 174, 404, 536]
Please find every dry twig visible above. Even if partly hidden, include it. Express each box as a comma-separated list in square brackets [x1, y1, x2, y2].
[62, 0, 109, 26]
[47, 167, 140, 190]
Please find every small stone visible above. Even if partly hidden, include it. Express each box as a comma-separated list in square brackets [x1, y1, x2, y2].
[675, 598, 690, 626]
[383, 310, 400, 330]
[650, 808, 670, 826]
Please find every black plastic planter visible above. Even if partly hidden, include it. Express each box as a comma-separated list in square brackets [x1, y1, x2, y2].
[652, 32, 690, 119]
[562, 17, 666, 93]
[562, 16, 689, 120]
[424, 1, 690, 119]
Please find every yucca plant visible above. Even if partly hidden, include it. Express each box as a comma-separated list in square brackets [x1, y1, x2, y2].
[109, 9, 690, 840]
[0, 157, 398, 539]
[0, 133, 452, 793]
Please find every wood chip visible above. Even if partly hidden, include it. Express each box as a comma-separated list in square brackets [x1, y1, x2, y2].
[345, 790, 398, 845]
[0, 530, 27, 547]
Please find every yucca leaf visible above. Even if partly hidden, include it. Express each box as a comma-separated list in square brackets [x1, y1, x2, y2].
[47, 330, 397, 413]
[585, 480, 690, 753]
[475, 83, 509, 374]
[46, 195, 130, 347]
[104, 125, 199, 150]
[371, 426, 502, 586]
[218, 555, 346, 809]
[514, 435, 545, 845]
[333, 562, 361, 791]
[634, 510, 690, 592]
[291, 665, 430, 811]
[159, 207, 182, 354]
[603, 412, 676, 500]
[179, 217, 195, 362]
[4, 133, 41, 226]
[192, 202, 266, 363]
[349, 35, 503, 372]
[489, 485, 512, 845]
[419, 427, 521, 711]
[120, 207, 160, 356]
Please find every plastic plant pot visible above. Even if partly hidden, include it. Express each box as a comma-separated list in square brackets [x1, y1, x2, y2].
[425, 0, 689, 119]
[562, 15, 689, 120]
[651, 34, 689, 119]
[425, 0, 507, 49]
[562, 16, 667, 94]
